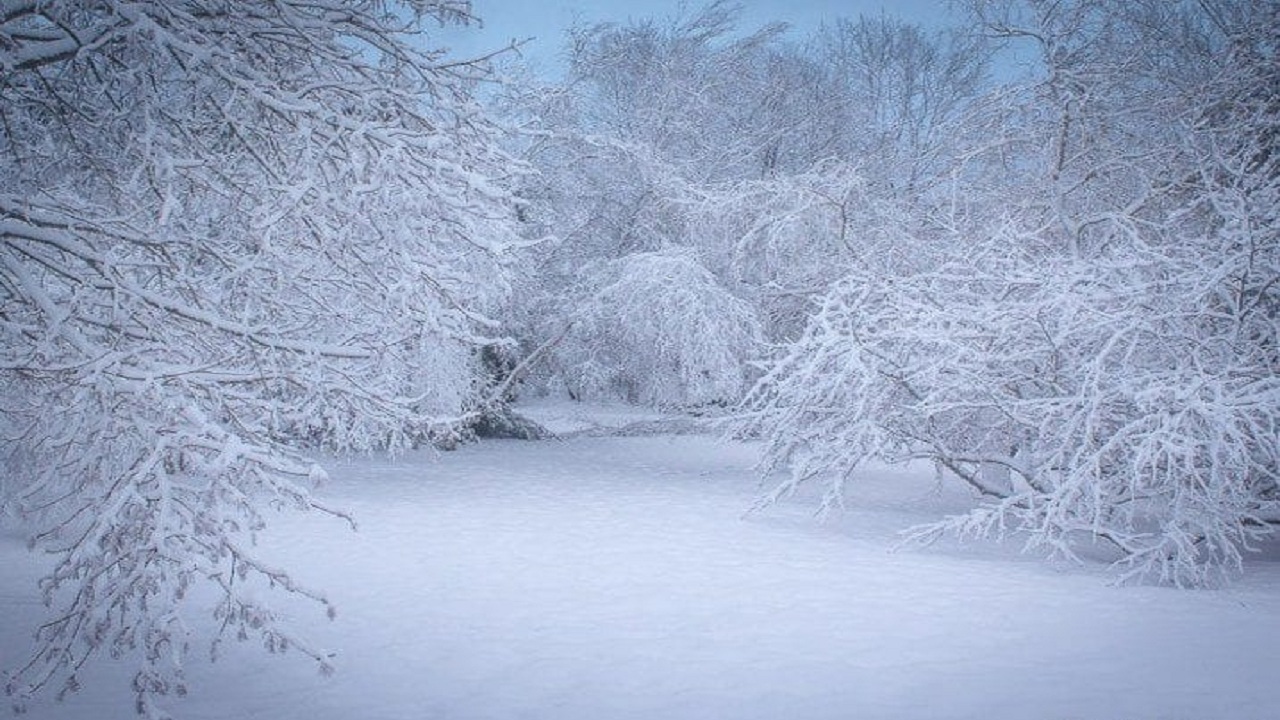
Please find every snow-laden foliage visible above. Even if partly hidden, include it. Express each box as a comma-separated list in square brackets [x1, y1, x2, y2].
[562, 1, 793, 182]
[742, 0, 1279, 585]
[684, 161, 919, 341]
[558, 3, 987, 186]
[511, 4, 989, 395]
[0, 0, 522, 714]
[808, 14, 991, 197]
[744, 216, 1278, 585]
[551, 249, 762, 409]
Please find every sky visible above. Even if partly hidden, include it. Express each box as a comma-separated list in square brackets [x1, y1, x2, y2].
[435, 0, 965, 77]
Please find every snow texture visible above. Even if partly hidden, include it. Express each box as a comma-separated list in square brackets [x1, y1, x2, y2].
[4, 409, 1277, 719]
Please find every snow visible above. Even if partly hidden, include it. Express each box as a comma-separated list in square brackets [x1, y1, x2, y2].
[514, 397, 680, 435]
[3, 409, 1279, 719]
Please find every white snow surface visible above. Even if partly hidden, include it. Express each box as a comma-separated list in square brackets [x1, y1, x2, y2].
[514, 397, 684, 435]
[3, 404, 1279, 719]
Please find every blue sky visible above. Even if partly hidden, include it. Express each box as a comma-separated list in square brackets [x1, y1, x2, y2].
[435, 0, 965, 76]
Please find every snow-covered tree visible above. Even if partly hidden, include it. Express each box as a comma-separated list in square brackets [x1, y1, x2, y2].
[550, 248, 763, 408]
[741, 0, 1279, 585]
[684, 160, 919, 341]
[808, 14, 992, 196]
[509, 5, 991, 402]
[561, 1, 795, 182]
[0, 0, 523, 714]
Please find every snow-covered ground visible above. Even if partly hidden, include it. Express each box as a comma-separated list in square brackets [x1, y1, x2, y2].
[3, 410, 1279, 719]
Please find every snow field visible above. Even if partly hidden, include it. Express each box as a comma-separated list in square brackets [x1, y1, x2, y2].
[3, 432, 1278, 719]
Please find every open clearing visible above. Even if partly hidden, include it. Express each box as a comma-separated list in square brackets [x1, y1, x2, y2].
[4, 405, 1278, 719]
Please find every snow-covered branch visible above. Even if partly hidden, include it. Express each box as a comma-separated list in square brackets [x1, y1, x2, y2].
[2, 0, 524, 714]
[740, 0, 1278, 586]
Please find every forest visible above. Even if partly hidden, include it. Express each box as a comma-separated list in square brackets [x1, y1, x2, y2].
[1, 0, 1277, 716]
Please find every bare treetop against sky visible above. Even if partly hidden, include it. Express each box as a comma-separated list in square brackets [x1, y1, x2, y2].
[439, 0, 961, 73]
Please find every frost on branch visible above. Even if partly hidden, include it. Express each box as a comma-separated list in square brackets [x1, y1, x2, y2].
[1, 0, 521, 714]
